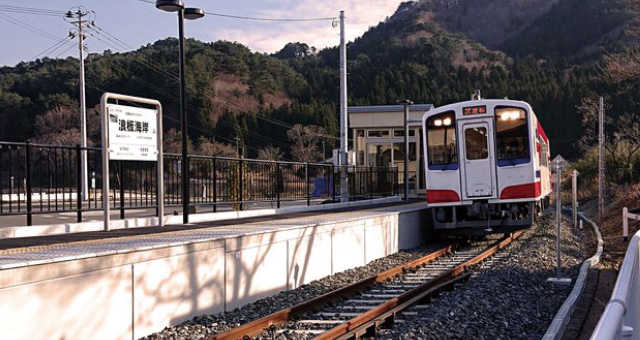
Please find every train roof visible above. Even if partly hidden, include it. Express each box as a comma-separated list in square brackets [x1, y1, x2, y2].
[428, 99, 531, 113]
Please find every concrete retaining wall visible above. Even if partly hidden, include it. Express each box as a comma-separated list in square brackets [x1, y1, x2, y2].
[0, 204, 429, 340]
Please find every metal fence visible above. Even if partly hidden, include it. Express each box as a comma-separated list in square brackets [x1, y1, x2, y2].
[0, 141, 398, 225]
[591, 209, 640, 340]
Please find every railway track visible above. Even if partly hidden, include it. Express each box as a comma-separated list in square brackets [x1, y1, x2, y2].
[207, 232, 524, 340]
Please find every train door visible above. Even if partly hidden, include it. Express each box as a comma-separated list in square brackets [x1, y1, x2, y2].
[459, 119, 497, 199]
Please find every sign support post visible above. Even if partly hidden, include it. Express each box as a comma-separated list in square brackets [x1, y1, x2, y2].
[101, 93, 164, 231]
[548, 158, 571, 285]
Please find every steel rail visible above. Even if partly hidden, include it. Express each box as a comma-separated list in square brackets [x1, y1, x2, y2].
[333, 272, 473, 340]
[206, 244, 457, 340]
[313, 231, 523, 340]
[207, 232, 522, 340]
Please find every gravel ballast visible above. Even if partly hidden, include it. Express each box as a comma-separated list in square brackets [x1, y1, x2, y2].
[141, 244, 447, 340]
[142, 212, 594, 340]
[378, 213, 594, 340]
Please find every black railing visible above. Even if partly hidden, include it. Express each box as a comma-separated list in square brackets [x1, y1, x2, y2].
[0, 141, 398, 226]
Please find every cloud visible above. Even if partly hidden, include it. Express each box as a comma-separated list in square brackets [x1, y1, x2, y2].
[208, 0, 404, 53]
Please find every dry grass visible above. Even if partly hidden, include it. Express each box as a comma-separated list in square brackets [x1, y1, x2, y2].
[580, 183, 640, 268]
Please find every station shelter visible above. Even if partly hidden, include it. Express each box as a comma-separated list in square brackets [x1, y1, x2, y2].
[348, 104, 433, 198]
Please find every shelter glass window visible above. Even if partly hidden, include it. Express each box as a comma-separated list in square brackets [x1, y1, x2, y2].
[495, 107, 529, 165]
[426, 111, 457, 168]
[368, 130, 390, 138]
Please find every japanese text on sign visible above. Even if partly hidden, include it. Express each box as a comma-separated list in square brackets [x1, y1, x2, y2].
[107, 104, 158, 161]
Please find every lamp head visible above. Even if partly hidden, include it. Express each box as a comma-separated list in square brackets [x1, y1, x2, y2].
[184, 7, 205, 20]
[396, 99, 414, 105]
[156, 0, 184, 12]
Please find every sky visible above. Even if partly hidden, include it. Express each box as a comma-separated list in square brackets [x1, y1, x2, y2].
[0, 0, 407, 67]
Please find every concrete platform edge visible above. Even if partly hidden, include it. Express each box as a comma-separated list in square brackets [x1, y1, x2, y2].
[0, 196, 402, 239]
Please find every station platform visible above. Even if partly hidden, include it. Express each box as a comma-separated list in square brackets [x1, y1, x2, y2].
[0, 200, 430, 340]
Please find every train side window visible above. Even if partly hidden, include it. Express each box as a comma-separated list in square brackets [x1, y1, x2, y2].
[495, 107, 529, 165]
[426, 111, 457, 168]
[464, 127, 488, 160]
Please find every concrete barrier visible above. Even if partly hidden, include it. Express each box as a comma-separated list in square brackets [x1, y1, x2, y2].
[0, 202, 429, 340]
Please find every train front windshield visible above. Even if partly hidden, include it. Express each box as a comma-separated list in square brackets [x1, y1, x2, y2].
[495, 107, 529, 166]
[426, 111, 458, 169]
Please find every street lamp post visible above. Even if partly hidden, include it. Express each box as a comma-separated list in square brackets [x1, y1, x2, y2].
[397, 99, 413, 201]
[156, 0, 204, 224]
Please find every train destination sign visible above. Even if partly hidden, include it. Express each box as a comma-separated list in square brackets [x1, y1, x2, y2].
[462, 105, 487, 115]
[107, 103, 158, 161]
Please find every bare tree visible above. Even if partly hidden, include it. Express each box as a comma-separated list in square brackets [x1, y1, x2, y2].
[163, 128, 194, 154]
[603, 0, 640, 84]
[257, 145, 283, 161]
[33, 106, 84, 145]
[607, 113, 640, 182]
[577, 96, 640, 183]
[196, 137, 236, 157]
[286, 124, 325, 162]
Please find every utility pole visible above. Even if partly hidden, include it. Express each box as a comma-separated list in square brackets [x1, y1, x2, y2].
[66, 8, 92, 201]
[598, 97, 605, 222]
[397, 99, 413, 201]
[322, 140, 326, 159]
[235, 136, 239, 157]
[339, 10, 348, 202]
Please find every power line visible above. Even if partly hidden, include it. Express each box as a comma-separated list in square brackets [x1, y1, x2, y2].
[133, 0, 335, 22]
[90, 24, 338, 143]
[0, 5, 66, 14]
[0, 12, 63, 41]
[53, 42, 77, 58]
[0, 5, 66, 16]
[32, 35, 74, 60]
[90, 24, 306, 135]
[92, 51, 293, 149]
[204, 11, 335, 22]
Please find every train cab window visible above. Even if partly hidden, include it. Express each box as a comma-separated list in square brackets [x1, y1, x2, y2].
[495, 107, 529, 166]
[464, 127, 488, 160]
[426, 111, 458, 169]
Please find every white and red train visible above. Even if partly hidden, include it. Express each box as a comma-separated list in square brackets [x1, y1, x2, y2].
[421, 99, 551, 234]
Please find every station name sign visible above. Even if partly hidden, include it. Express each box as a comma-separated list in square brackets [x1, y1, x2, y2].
[107, 104, 158, 161]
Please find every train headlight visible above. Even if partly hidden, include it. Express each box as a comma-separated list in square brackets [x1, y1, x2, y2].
[443, 118, 452, 126]
[434, 119, 443, 127]
[500, 113, 510, 121]
[510, 111, 520, 120]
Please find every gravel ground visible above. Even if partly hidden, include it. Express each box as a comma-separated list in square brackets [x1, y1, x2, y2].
[377, 213, 594, 340]
[140, 243, 447, 340]
[142, 212, 594, 340]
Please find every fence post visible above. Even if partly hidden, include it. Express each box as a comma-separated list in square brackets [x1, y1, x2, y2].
[623, 207, 629, 242]
[25, 141, 32, 226]
[331, 165, 336, 202]
[238, 158, 243, 211]
[276, 163, 281, 209]
[351, 166, 356, 201]
[119, 161, 125, 219]
[369, 167, 373, 199]
[326, 166, 330, 201]
[212, 157, 217, 213]
[76, 144, 82, 223]
[395, 167, 399, 196]
[306, 162, 310, 206]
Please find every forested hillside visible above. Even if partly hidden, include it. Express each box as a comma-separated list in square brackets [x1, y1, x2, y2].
[0, 0, 638, 161]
